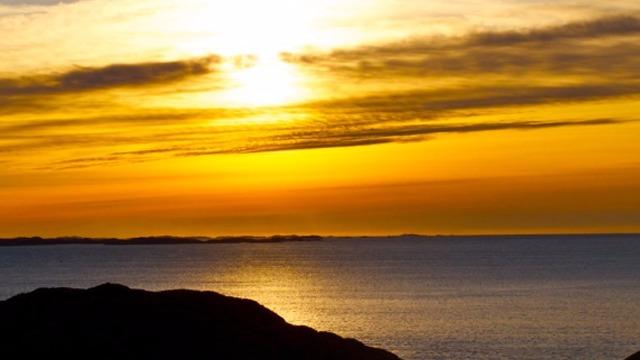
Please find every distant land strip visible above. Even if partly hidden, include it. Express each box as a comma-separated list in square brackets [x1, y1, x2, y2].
[0, 235, 324, 246]
[0, 233, 638, 246]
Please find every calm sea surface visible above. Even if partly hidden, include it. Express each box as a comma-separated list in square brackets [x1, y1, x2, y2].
[1, 235, 639, 359]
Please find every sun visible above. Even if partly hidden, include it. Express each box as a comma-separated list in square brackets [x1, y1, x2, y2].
[220, 54, 306, 107]
[172, 54, 308, 110]
[169, 0, 321, 107]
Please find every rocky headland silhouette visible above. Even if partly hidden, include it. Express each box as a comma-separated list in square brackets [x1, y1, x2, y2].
[0, 283, 400, 360]
[626, 351, 640, 360]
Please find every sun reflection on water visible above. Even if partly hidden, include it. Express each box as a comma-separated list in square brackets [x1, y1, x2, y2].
[200, 260, 327, 327]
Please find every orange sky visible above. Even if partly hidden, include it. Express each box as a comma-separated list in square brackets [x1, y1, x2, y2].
[1, 0, 639, 237]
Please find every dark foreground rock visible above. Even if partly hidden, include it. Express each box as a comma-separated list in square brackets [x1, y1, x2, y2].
[626, 351, 640, 360]
[0, 284, 401, 360]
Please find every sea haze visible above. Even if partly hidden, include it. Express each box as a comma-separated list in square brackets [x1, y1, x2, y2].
[0, 234, 639, 359]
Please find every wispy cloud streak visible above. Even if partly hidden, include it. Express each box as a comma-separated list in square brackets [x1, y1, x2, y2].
[0, 55, 220, 96]
[174, 118, 624, 156]
[282, 16, 640, 78]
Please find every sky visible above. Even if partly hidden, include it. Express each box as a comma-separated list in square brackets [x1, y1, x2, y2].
[1, 0, 639, 237]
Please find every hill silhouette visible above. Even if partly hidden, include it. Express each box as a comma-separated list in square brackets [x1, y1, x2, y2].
[626, 351, 640, 360]
[0, 284, 400, 360]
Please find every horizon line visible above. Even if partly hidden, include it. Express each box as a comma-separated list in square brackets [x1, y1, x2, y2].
[1, 232, 639, 241]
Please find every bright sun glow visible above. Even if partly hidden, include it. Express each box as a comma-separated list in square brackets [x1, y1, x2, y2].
[169, 0, 322, 107]
[220, 55, 306, 107]
[175, 0, 322, 57]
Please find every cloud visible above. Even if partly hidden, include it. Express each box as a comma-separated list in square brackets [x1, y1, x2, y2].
[455, 15, 640, 48]
[281, 15, 640, 78]
[174, 118, 624, 156]
[289, 15, 640, 57]
[27, 117, 621, 170]
[0, 108, 258, 137]
[0, 55, 220, 96]
[41, 117, 622, 170]
[0, 55, 224, 117]
[296, 84, 640, 129]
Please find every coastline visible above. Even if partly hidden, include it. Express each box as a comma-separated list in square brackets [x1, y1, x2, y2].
[0, 233, 638, 247]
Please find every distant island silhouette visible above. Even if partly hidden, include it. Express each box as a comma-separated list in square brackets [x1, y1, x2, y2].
[0, 284, 401, 360]
[0, 233, 637, 247]
[0, 235, 324, 246]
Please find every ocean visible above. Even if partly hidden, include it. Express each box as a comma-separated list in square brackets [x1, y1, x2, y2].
[1, 235, 638, 359]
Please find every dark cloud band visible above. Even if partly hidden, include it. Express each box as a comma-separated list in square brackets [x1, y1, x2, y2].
[0, 55, 220, 96]
[282, 16, 640, 79]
